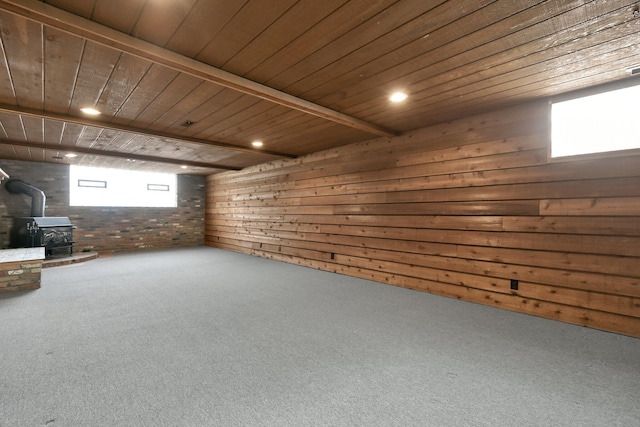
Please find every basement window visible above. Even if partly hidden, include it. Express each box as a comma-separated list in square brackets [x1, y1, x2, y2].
[69, 165, 177, 207]
[78, 179, 107, 188]
[550, 82, 640, 158]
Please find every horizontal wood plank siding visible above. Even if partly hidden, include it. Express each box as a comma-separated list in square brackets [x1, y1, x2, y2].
[206, 101, 640, 337]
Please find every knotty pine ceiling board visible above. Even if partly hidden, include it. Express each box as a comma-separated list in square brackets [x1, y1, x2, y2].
[59, 122, 84, 146]
[43, 118, 64, 144]
[0, 11, 43, 110]
[75, 125, 102, 149]
[262, 0, 457, 99]
[195, 97, 292, 141]
[159, 3, 240, 58]
[0, 143, 16, 159]
[219, 0, 349, 78]
[108, 63, 180, 127]
[44, 28, 85, 114]
[91, 0, 145, 35]
[380, 27, 640, 130]
[3, 146, 38, 162]
[128, 72, 203, 127]
[142, 81, 224, 133]
[96, 53, 154, 119]
[97, 128, 136, 152]
[111, 132, 156, 154]
[193, 0, 300, 69]
[41, 0, 94, 19]
[37, 115, 275, 168]
[69, 43, 122, 114]
[282, 0, 432, 92]
[342, 1, 640, 130]
[21, 116, 43, 143]
[239, 0, 398, 85]
[381, 1, 632, 127]
[0, 0, 639, 174]
[53, 151, 218, 174]
[0, 112, 25, 140]
[302, 0, 535, 114]
[196, 97, 278, 140]
[179, 87, 246, 132]
[4, 129, 250, 174]
[0, 47, 14, 105]
[199, 106, 373, 156]
[88, 128, 121, 151]
[311, 1, 575, 124]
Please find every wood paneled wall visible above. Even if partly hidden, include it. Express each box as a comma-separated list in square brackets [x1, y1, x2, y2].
[206, 101, 640, 337]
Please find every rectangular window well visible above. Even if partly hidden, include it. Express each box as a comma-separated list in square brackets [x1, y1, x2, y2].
[78, 179, 107, 188]
[147, 184, 170, 191]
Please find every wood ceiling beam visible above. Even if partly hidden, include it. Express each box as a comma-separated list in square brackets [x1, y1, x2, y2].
[0, 139, 242, 171]
[0, 0, 399, 139]
[0, 103, 295, 159]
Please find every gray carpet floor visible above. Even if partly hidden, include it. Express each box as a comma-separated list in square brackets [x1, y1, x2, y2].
[1, 246, 638, 426]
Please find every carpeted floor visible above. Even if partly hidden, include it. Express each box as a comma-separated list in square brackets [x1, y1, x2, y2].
[1, 246, 638, 426]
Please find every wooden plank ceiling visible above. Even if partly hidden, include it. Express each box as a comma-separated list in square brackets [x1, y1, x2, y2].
[0, 0, 638, 174]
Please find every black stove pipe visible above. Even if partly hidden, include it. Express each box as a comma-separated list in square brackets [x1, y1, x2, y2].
[5, 178, 46, 217]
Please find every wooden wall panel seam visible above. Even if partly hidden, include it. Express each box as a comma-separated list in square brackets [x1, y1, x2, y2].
[205, 102, 640, 337]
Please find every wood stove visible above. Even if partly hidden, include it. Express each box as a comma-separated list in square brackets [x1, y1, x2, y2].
[4, 178, 75, 257]
[11, 217, 74, 257]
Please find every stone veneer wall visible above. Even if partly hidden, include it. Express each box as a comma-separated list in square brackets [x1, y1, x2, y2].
[0, 248, 44, 292]
[0, 259, 42, 292]
[0, 160, 205, 253]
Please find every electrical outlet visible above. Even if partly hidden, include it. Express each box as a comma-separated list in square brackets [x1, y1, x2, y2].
[510, 279, 519, 290]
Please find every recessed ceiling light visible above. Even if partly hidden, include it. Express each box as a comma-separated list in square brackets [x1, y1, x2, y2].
[64, 153, 77, 158]
[181, 165, 188, 169]
[252, 141, 264, 147]
[390, 92, 408, 103]
[181, 120, 195, 127]
[80, 107, 101, 115]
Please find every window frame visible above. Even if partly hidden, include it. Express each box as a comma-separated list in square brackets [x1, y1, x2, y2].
[78, 179, 107, 188]
[548, 78, 640, 163]
[69, 165, 177, 208]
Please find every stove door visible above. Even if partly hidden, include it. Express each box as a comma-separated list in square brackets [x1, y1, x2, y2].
[42, 227, 73, 247]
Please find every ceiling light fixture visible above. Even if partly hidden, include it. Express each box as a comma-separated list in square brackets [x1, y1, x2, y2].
[181, 165, 188, 169]
[64, 153, 77, 158]
[80, 107, 101, 115]
[390, 92, 408, 103]
[252, 141, 264, 147]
